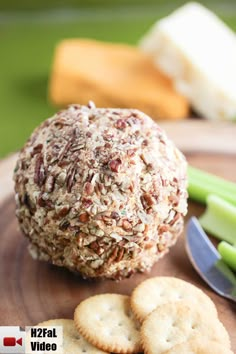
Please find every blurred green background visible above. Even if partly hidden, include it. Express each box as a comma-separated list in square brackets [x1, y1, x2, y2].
[1, 0, 236, 157]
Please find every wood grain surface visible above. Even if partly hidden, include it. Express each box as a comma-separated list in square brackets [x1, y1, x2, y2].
[0, 120, 236, 352]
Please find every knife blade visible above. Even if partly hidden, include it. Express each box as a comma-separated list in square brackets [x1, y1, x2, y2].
[186, 216, 236, 302]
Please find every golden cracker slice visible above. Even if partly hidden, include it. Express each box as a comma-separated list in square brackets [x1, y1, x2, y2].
[164, 337, 233, 354]
[131, 277, 217, 322]
[141, 302, 231, 354]
[74, 294, 142, 354]
[37, 319, 108, 354]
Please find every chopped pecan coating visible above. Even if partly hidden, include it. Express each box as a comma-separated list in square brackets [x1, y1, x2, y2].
[14, 103, 187, 280]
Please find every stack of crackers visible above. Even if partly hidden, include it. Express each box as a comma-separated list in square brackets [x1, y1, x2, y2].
[37, 277, 232, 353]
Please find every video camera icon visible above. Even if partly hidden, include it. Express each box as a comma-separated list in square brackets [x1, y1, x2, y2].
[3, 336, 23, 347]
[0, 327, 25, 353]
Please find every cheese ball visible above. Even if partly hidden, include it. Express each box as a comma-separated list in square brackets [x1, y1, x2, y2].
[14, 103, 188, 280]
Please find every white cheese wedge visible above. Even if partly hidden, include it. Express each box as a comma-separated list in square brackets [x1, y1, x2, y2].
[139, 2, 236, 120]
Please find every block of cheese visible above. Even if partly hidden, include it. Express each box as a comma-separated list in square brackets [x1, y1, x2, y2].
[139, 2, 236, 120]
[49, 39, 189, 120]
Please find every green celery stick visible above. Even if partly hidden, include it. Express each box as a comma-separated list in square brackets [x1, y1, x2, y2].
[218, 241, 236, 272]
[188, 166, 236, 206]
[216, 259, 236, 285]
[199, 195, 236, 245]
[188, 176, 236, 205]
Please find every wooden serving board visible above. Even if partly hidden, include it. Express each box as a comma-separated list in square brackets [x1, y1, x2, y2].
[0, 121, 236, 352]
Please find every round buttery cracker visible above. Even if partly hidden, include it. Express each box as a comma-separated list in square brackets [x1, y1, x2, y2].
[165, 337, 233, 354]
[74, 294, 142, 353]
[141, 302, 231, 354]
[131, 277, 217, 322]
[37, 319, 108, 353]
